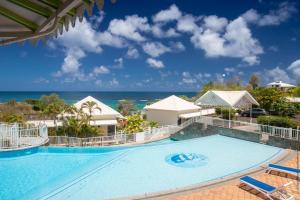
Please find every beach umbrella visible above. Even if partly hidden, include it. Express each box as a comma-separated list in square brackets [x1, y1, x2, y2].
[0, 0, 108, 46]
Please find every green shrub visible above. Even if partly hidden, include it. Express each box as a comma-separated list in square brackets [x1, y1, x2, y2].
[257, 116, 297, 128]
[215, 108, 236, 120]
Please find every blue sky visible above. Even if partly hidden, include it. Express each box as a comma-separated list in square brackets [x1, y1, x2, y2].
[0, 0, 300, 92]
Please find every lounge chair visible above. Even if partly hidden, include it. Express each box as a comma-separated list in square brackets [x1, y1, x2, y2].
[240, 176, 294, 200]
[267, 164, 300, 178]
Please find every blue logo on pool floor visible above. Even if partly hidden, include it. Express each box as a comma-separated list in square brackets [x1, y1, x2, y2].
[165, 153, 208, 168]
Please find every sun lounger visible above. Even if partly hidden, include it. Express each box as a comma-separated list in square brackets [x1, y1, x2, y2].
[267, 164, 300, 177]
[240, 176, 294, 200]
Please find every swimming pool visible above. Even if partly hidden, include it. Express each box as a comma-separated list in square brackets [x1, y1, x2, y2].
[0, 135, 283, 200]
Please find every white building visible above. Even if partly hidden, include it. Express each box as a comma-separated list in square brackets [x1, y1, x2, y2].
[267, 81, 296, 91]
[29, 96, 123, 136]
[144, 95, 213, 126]
[195, 90, 259, 109]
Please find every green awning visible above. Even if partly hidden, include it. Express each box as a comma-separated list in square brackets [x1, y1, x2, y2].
[0, 0, 106, 45]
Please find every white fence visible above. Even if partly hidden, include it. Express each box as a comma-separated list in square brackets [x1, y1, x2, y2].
[188, 116, 300, 141]
[0, 123, 48, 150]
[48, 124, 180, 147]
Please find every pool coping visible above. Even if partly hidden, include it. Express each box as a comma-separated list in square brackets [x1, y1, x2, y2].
[113, 148, 295, 200]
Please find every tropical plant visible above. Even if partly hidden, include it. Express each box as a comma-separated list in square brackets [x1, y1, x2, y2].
[148, 121, 159, 128]
[80, 101, 101, 125]
[117, 99, 136, 116]
[122, 114, 145, 133]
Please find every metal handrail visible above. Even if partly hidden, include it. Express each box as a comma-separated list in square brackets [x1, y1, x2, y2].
[0, 123, 48, 150]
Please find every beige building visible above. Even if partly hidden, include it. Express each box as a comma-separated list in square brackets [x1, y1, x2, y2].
[144, 95, 202, 126]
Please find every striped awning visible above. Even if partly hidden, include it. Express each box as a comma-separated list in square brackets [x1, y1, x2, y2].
[0, 0, 108, 45]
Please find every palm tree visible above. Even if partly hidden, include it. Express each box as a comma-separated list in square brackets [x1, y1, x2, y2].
[80, 101, 101, 125]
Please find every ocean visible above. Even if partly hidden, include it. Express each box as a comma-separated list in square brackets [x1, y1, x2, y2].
[0, 91, 197, 110]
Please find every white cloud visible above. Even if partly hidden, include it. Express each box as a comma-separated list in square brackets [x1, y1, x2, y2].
[57, 18, 102, 54]
[93, 65, 110, 75]
[126, 47, 139, 59]
[288, 59, 300, 77]
[203, 15, 228, 32]
[90, 11, 105, 29]
[109, 78, 119, 86]
[170, 41, 185, 52]
[113, 57, 124, 68]
[181, 71, 197, 84]
[61, 48, 86, 74]
[191, 17, 263, 65]
[268, 45, 279, 52]
[177, 14, 199, 33]
[242, 2, 297, 26]
[108, 15, 150, 42]
[224, 67, 236, 73]
[151, 23, 180, 38]
[153, 4, 182, 23]
[33, 77, 49, 84]
[146, 58, 165, 69]
[242, 9, 260, 24]
[97, 31, 127, 48]
[142, 42, 170, 57]
[264, 66, 292, 83]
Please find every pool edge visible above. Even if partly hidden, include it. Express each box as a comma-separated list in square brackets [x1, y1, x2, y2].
[113, 148, 295, 200]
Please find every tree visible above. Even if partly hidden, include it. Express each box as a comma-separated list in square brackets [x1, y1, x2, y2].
[251, 87, 288, 115]
[80, 101, 101, 125]
[292, 86, 300, 97]
[249, 74, 259, 89]
[39, 94, 64, 111]
[39, 94, 65, 127]
[117, 100, 136, 116]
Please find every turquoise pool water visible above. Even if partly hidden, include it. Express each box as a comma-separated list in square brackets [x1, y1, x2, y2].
[0, 135, 282, 200]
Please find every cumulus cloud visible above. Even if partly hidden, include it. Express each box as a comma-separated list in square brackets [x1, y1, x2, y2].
[288, 59, 300, 77]
[146, 58, 165, 69]
[177, 14, 200, 33]
[153, 4, 182, 23]
[53, 17, 127, 81]
[242, 2, 297, 26]
[170, 41, 185, 52]
[108, 15, 150, 42]
[151, 23, 180, 38]
[142, 42, 171, 57]
[203, 15, 228, 32]
[191, 17, 263, 65]
[264, 66, 292, 83]
[93, 66, 110, 75]
[181, 71, 197, 84]
[126, 47, 139, 59]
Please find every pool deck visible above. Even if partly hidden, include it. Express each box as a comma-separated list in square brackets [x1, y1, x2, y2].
[166, 151, 300, 200]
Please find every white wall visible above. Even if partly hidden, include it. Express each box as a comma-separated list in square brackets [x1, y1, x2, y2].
[145, 110, 179, 126]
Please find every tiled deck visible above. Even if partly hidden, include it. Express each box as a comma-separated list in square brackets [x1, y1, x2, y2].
[168, 153, 300, 200]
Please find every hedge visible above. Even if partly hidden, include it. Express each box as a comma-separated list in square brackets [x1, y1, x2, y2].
[257, 115, 297, 129]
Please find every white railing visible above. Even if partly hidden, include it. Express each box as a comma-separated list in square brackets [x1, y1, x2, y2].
[184, 115, 300, 141]
[0, 123, 48, 150]
[48, 124, 180, 147]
